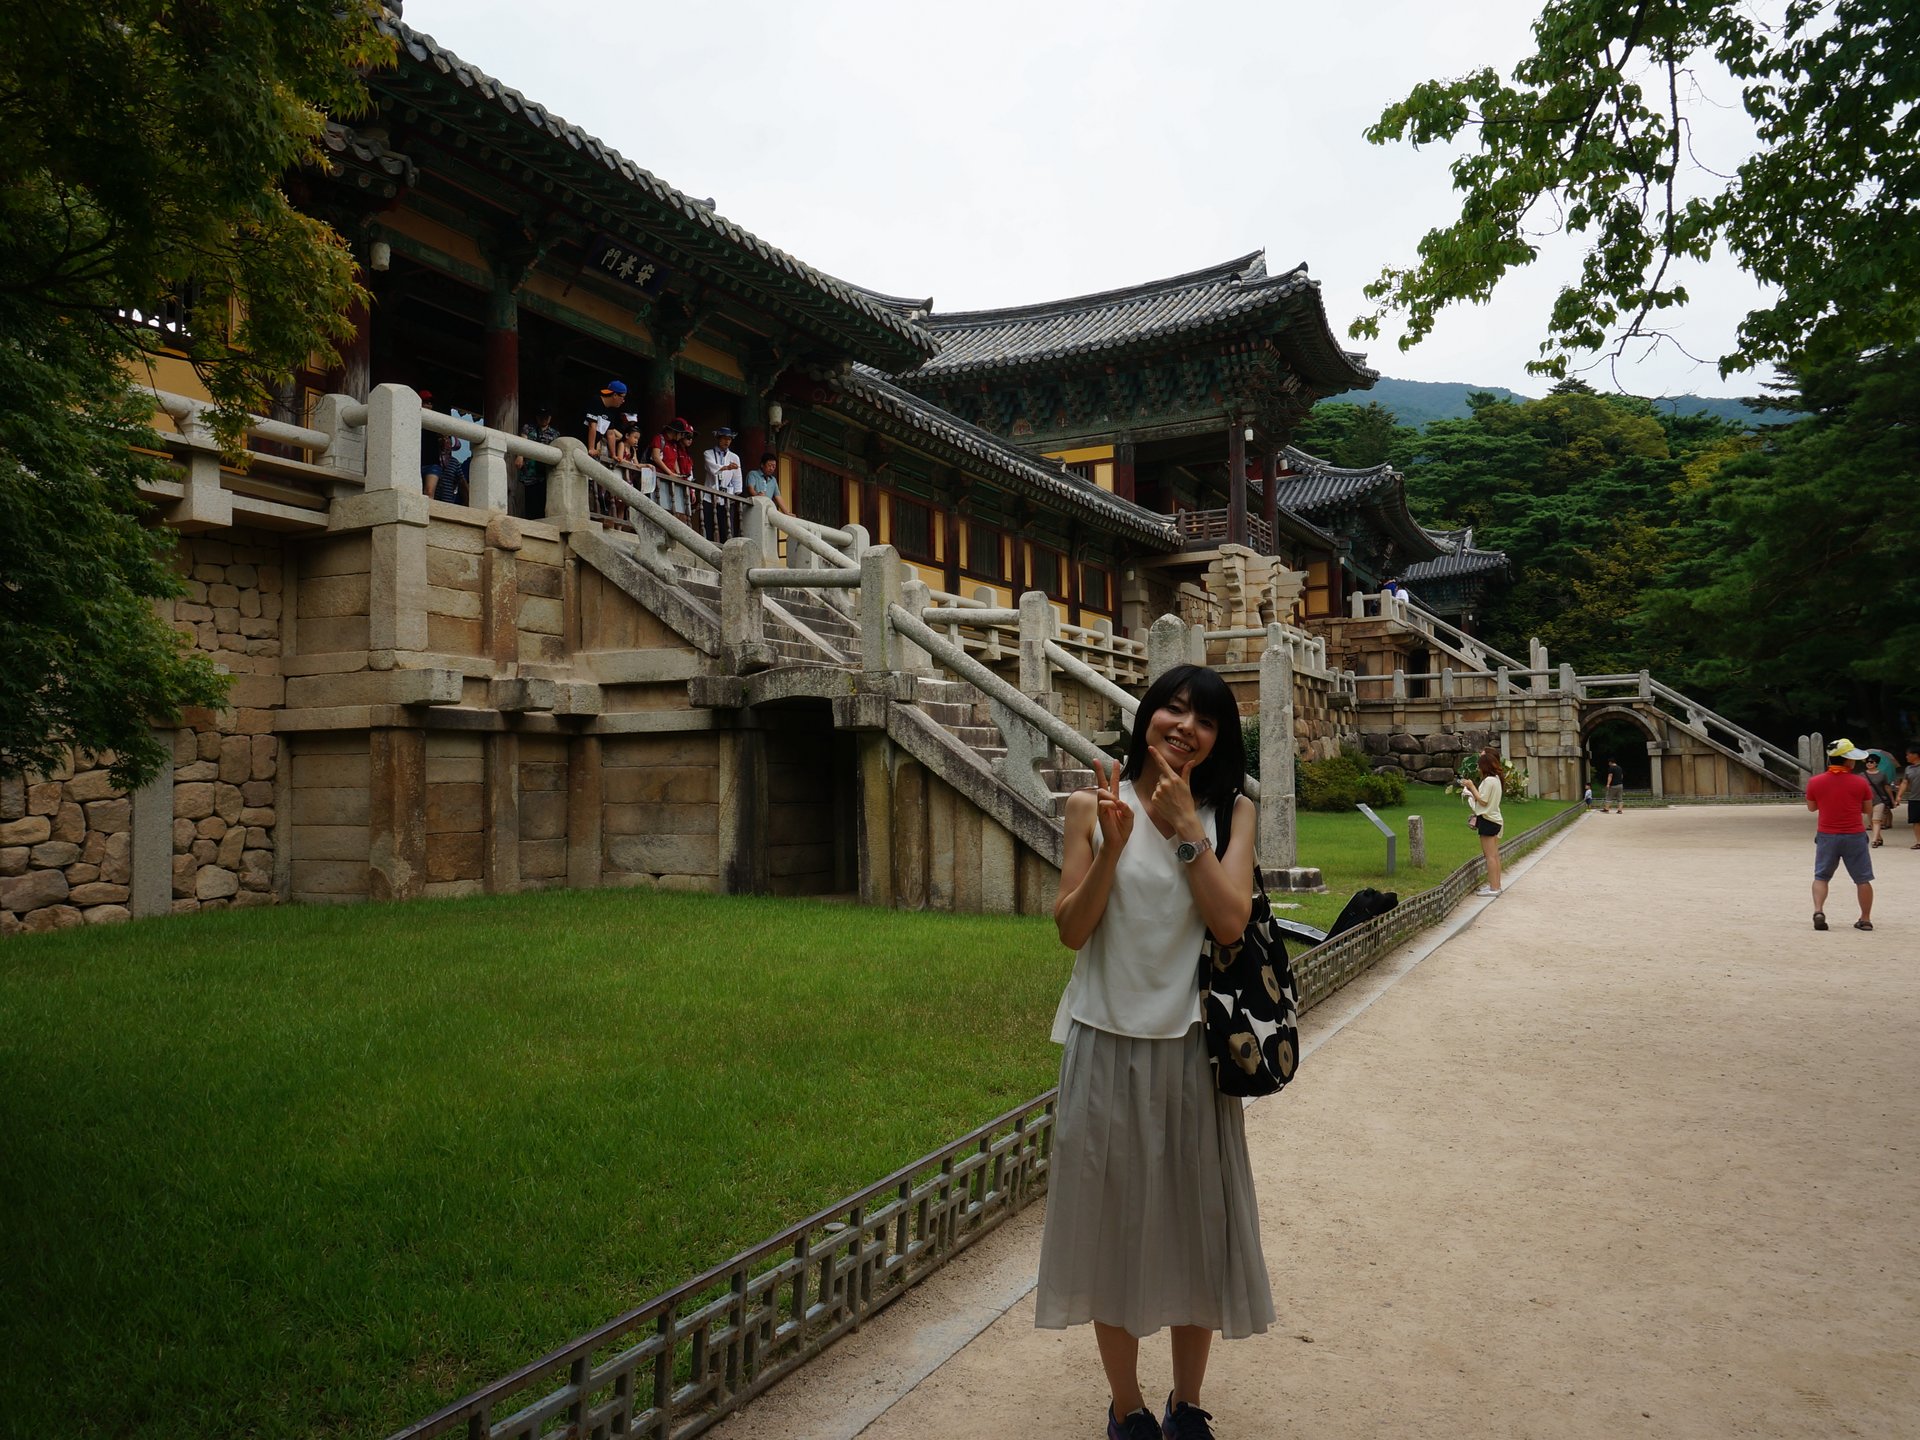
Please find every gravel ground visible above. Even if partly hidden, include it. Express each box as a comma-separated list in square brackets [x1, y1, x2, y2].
[712, 805, 1919, 1439]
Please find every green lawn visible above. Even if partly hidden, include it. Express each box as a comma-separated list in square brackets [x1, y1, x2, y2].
[0, 795, 1573, 1439]
[0, 893, 1072, 1440]
[1282, 783, 1580, 930]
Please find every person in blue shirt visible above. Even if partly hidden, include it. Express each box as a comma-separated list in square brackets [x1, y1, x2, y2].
[744, 452, 785, 513]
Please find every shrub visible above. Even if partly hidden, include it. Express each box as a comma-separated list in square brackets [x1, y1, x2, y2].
[1297, 747, 1402, 812]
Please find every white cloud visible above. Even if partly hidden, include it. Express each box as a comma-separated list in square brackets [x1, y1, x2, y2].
[398, 0, 1774, 400]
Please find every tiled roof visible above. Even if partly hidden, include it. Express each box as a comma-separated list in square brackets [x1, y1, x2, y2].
[1271, 447, 1444, 563]
[836, 368, 1181, 549]
[375, 17, 936, 369]
[319, 121, 415, 192]
[1402, 527, 1509, 582]
[1268, 447, 1399, 511]
[907, 253, 1377, 392]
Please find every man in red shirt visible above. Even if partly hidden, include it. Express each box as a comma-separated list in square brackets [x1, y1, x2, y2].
[1805, 738, 1875, 931]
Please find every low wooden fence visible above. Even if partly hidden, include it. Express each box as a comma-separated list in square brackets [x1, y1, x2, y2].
[391, 805, 1588, 1440]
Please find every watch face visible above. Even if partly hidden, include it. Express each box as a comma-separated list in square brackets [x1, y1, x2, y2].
[1175, 840, 1199, 863]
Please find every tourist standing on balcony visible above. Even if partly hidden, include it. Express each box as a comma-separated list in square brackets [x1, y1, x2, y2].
[1807, 739, 1875, 931]
[444, 405, 479, 505]
[647, 417, 694, 518]
[700, 426, 743, 541]
[418, 388, 450, 496]
[1040, 664, 1271, 1440]
[1461, 747, 1505, 897]
[585, 382, 631, 523]
[745, 452, 785, 514]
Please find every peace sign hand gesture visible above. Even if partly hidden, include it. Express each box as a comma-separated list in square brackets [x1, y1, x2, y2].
[1144, 744, 1202, 836]
[1094, 758, 1133, 852]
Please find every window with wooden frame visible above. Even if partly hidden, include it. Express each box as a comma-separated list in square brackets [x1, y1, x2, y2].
[1030, 545, 1069, 600]
[795, 461, 848, 528]
[1079, 563, 1112, 614]
[964, 521, 1005, 583]
[889, 494, 936, 562]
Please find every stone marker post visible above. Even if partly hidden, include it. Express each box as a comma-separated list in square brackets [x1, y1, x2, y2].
[1258, 624, 1306, 880]
[1018, 590, 1055, 705]
[861, 544, 902, 675]
[1408, 814, 1427, 868]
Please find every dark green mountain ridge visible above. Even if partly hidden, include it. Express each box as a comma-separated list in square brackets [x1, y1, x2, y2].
[1329, 376, 1774, 430]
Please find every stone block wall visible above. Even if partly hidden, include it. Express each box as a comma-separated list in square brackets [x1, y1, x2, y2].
[0, 764, 136, 932]
[1360, 728, 1499, 785]
[2, 530, 286, 934]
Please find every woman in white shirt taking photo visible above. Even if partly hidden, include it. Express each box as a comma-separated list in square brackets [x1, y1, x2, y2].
[1038, 663, 1273, 1440]
[1461, 746, 1506, 897]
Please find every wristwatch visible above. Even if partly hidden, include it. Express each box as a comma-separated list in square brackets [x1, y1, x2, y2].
[1173, 835, 1213, 865]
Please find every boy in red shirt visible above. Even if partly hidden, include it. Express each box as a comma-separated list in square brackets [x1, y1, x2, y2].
[1805, 739, 1874, 931]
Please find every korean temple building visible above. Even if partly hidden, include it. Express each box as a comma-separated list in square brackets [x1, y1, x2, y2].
[138, 11, 1503, 644]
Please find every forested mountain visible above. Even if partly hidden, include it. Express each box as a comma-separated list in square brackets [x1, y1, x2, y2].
[1326, 376, 1775, 430]
[1295, 371, 1918, 746]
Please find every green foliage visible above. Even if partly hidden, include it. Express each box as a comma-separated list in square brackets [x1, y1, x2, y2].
[1356, 0, 1920, 377]
[1640, 346, 1920, 738]
[1391, 387, 1742, 676]
[1291, 401, 1417, 468]
[0, 3, 391, 784]
[1298, 748, 1406, 812]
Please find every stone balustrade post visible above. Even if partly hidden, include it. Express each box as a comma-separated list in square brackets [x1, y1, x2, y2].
[1185, 621, 1207, 667]
[1441, 667, 1455, 701]
[1408, 814, 1427, 868]
[468, 438, 510, 513]
[547, 437, 593, 531]
[1392, 668, 1407, 700]
[720, 537, 766, 674]
[1496, 666, 1511, 697]
[1638, 669, 1652, 700]
[1147, 613, 1187, 683]
[898, 577, 934, 676]
[1018, 590, 1055, 703]
[741, 496, 777, 564]
[1531, 639, 1550, 694]
[310, 392, 367, 481]
[844, 523, 871, 563]
[1259, 625, 1298, 869]
[363, 383, 421, 494]
[1350, 591, 1367, 619]
[861, 544, 902, 674]
[1560, 662, 1577, 694]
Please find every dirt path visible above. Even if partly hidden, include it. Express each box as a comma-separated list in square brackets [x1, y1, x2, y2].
[714, 805, 1920, 1439]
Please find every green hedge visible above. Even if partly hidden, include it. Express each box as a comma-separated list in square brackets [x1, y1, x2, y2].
[1299, 749, 1406, 812]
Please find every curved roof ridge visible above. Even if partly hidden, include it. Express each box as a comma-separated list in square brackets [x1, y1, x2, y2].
[922, 250, 1277, 328]
[1280, 444, 1397, 479]
[379, 16, 935, 362]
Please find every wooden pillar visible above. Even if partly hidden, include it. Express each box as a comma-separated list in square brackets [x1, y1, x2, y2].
[645, 352, 676, 435]
[1112, 441, 1137, 503]
[737, 387, 766, 477]
[1262, 448, 1280, 551]
[942, 507, 961, 595]
[334, 295, 372, 403]
[484, 275, 520, 440]
[1226, 418, 1248, 547]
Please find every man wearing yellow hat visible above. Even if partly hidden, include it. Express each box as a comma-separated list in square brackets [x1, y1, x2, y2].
[1806, 739, 1875, 932]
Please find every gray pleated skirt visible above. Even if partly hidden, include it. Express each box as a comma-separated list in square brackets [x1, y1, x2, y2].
[1034, 1020, 1275, 1339]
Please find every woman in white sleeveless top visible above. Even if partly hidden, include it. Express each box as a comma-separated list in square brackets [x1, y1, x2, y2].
[1037, 664, 1275, 1440]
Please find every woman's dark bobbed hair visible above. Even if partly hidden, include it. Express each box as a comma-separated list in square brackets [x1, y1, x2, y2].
[1122, 664, 1246, 819]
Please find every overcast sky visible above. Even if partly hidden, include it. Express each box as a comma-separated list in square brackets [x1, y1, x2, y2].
[401, 0, 1774, 401]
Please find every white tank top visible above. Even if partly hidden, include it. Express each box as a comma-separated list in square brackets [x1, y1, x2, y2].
[1050, 780, 1213, 1042]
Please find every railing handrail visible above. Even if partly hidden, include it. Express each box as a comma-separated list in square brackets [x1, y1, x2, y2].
[575, 450, 722, 567]
[142, 385, 333, 454]
[766, 507, 856, 551]
[1643, 678, 1802, 770]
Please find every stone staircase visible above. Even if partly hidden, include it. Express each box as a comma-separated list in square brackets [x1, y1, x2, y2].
[676, 567, 865, 668]
[915, 677, 1097, 819]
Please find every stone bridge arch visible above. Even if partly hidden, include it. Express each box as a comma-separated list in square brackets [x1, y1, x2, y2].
[1580, 703, 1666, 792]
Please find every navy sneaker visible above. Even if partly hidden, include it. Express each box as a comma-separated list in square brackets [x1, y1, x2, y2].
[1108, 1403, 1160, 1440]
[1162, 1394, 1217, 1440]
